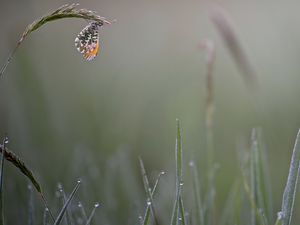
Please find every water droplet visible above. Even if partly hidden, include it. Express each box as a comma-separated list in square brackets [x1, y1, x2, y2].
[57, 182, 62, 190]
[189, 161, 194, 166]
[94, 202, 99, 208]
[27, 185, 32, 189]
[55, 191, 61, 197]
[4, 137, 9, 144]
[77, 178, 82, 183]
[161, 170, 165, 175]
[180, 179, 184, 186]
[277, 212, 282, 219]
[179, 217, 182, 221]
[253, 141, 257, 146]
[146, 198, 151, 205]
[148, 188, 152, 192]
[78, 201, 82, 207]
[45, 207, 49, 211]
[139, 214, 142, 219]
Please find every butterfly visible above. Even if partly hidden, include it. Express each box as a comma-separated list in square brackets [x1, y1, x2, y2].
[74, 21, 104, 61]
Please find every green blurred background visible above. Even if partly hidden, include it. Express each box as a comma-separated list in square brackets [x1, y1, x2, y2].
[1, 0, 300, 224]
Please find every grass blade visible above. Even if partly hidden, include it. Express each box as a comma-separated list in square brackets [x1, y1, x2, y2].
[170, 118, 183, 225]
[256, 128, 273, 224]
[282, 128, 300, 225]
[203, 165, 217, 225]
[28, 185, 34, 225]
[142, 171, 164, 225]
[274, 212, 282, 225]
[43, 208, 48, 225]
[54, 179, 82, 225]
[190, 151, 204, 225]
[0, 136, 8, 225]
[241, 168, 261, 225]
[179, 195, 187, 225]
[58, 183, 75, 225]
[139, 157, 159, 225]
[218, 180, 241, 225]
[78, 202, 88, 224]
[251, 128, 264, 225]
[86, 202, 99, 225]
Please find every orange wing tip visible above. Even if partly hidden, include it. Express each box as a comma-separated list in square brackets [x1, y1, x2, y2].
[82, 42, 99, 61]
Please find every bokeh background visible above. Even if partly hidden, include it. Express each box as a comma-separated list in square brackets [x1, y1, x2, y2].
[1, 0, 300, 224]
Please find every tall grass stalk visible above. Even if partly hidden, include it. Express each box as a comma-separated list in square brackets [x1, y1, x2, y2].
[170, 119, 183, 225]
[200, 39, 215, 172]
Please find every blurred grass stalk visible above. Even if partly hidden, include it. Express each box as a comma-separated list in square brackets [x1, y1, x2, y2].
[209, 4, 258, 90]
[200, 39, 215, 172]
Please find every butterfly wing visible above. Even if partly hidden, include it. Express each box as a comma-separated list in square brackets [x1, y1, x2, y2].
[75, 22, 101, 61]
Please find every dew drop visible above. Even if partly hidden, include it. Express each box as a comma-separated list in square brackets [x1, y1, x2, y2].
[77, 178, 82, 183]
[253, 141, 258, 146]
[161, 170, 165, 175]
[94, 202, 100, 208]
[148, 188, 152, 193]
[27, 185, 32, 189]
[55, 191, 61, 197]
[179, 217, 182, 221]
[189, 161, 194, 166]
[180, 179, 184, 186]
[4, 137, 9, 144]
[139, 214, 142, 219]
[146, 198, 151, 205]
[277, 212, 282, 219]
[57, 182, 62, 190]
[45, 207, 49, 211]
[78, 201, 82, 207]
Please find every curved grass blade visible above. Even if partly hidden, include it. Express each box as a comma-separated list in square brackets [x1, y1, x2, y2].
[54, 179, 82, 225]
[28, 185, 34, 225]
[139, 156, 159, 225]
[142, 171, 164, 225]
[209, 4, 258, 90]
[0, 3, 112, 77]
[282, 128, 300, 225]
[170, 118, 182, 225]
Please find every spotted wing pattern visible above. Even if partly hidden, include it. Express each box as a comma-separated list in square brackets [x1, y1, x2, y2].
[75, 21, 103, 61]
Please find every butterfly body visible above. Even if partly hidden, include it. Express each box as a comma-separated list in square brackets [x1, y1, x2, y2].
[75, 21, 103, 61]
